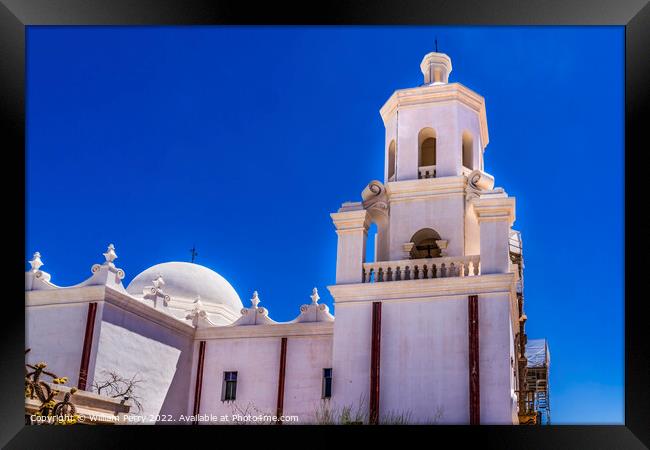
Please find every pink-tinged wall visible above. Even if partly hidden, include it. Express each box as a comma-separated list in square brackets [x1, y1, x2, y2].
[93, 302, 194, 423]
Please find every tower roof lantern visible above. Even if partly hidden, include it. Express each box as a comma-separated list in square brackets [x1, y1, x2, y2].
[420, 52, 452, 85]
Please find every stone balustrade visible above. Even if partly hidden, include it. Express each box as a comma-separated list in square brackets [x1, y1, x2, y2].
[418, 165, 437, 179]
[362, 255, 480, 283]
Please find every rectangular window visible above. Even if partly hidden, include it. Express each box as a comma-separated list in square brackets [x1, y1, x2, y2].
[222, 371, 237, 402]
[322, 368, 332, 399]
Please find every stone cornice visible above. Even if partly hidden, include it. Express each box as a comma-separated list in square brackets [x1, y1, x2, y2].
[380, 82, 489, 148]
[471, 196, 516, 225]
[330, 209, 370, 232]
[104, 287, 196, 337]
[25, 285, 107, 307]
[25, 285, 196, 337]
[327, 273, 516, 304]
[195, 321, 334, 340]
[385, 176, 467, 202]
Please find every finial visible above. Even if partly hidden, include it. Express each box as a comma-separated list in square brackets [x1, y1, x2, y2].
[152, 273, 165, 289]
[435, 36, 438, 53]
[251, 291, 260, 308]
[186, 295, 207, 326]
[29, 252, 43, 272]
[103, 244, 118, 264]
[310, 287, 320, 304]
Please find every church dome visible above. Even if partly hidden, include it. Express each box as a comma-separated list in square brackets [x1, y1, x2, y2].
[126, 262, 243, 312]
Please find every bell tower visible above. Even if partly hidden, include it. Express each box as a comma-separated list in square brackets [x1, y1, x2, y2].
[329, 50, 521, 425]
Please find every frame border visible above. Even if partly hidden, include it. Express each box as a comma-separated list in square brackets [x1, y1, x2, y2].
[1, 0, 646, 447]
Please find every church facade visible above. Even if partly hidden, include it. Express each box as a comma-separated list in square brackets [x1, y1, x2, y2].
[25, 51, 537, 425]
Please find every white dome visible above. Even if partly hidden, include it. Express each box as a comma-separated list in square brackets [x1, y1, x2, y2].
[126, 262, 243, 312]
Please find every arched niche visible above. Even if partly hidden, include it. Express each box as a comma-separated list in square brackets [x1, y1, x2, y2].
[409, 228, 442, 259]
[418, 128, 437, 178]
[462, 131, 474, 170]
[387, 140, 396, 181]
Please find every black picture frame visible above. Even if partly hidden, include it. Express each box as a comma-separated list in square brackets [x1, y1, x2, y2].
[1, 0, 646, 447]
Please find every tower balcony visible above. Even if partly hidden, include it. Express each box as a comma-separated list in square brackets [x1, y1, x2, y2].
[362, 255, 480, 283]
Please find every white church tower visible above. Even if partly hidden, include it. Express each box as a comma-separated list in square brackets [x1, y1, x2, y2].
[328, 51, 522, 424]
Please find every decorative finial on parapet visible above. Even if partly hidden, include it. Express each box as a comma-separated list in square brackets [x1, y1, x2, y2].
[103, 244, 118, 265]
[142, 273, 170, 308]
[26, 251, 52, 290]
[186, 295, 209, 327]
[233, 290, 275, 326]
[251, 291, 260, 308]
[293, 286, 334, 323]
[90, 243, 125, 283]
[152, 273, 165, 290]
[29, 252, 43, 272]
[310, 287, 320, 304]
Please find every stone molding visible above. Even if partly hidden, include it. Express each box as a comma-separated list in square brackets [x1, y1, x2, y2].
[328, 272, 516, 304]
[471, 196, 516, 225]
[330, 209, 371, 233]
[195, 320, 334, 340]
[385, 176, 467, 202]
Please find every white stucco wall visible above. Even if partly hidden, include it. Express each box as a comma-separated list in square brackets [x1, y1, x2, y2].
[197, 332, 333, 424]
[283, 335, 333, 422]
[93, 302, 194, 423]
[380, 296, 469, 424]
[25, 300, 102, 388]
[198, 337, 280, 422]
[331, 302, 372, 415]
[478, 292, 518, 424]
[395, 103, 460, 180]
[388, 195, 465, 259]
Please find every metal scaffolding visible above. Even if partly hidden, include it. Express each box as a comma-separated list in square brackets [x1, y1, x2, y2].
[509, 230, 551, 425]
[523, 339, 551, 425]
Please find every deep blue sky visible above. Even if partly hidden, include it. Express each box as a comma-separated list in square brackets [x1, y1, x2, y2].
[26, 26, 624, 424]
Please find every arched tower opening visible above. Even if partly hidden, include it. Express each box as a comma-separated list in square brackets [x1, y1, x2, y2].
[462, 131, 474, 171]
[409, 228, 442, 259]
[418, 128, 437, 179]
[387, 140, 396, 181]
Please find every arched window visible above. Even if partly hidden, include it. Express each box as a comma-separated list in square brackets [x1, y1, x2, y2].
[409, 228, 442, 259]
[418, 128, 436, 178]
[462, 131, 474, 171]
[387, 140, 396, 181]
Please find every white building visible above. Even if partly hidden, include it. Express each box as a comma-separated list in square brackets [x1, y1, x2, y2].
[25, 51, 540, 425]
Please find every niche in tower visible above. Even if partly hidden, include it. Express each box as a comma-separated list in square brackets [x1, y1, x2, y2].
[409, 228, 442, 259]
[418, 128, 437, 178]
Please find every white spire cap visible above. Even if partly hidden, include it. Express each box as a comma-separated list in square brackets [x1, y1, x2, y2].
[420, 52, 452, 85]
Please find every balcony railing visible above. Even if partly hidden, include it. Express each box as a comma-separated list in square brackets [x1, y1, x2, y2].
[418, 165, 436, 179]
[362, 255, 480, 283]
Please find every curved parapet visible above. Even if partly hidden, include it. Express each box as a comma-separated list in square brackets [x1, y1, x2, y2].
[231, 291, 278, 326]
[290, 288, 335, 323]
